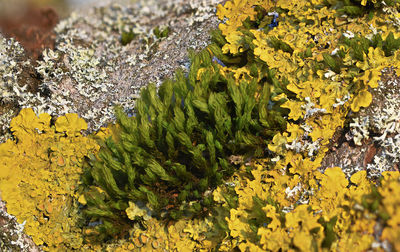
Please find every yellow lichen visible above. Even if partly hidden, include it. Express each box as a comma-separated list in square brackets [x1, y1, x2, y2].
[0, 108, 102, 250]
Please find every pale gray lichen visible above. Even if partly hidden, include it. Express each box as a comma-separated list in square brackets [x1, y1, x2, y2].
[286, 138, 321, 157]
[302, 97, 327, 120]
[349, 116, 370, 146]
[0, 37, 46, 143]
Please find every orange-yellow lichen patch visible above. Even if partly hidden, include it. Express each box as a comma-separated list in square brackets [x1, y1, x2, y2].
[219, 158, 397, 251]
[350, 89, 373, 112]
[0, 108, 101, 250]
[55, 113, 88, 136]
[123, 217, 215, 251]
[216, 0, 275, 54]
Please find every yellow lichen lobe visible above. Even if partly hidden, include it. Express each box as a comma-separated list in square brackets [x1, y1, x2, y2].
[0, 108, 100, 250]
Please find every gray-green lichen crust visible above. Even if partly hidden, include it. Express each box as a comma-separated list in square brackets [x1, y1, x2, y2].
[0, 37, 44, 143]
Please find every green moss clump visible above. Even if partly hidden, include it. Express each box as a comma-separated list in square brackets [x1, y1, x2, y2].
[121, 31, 137, 46]
[81, 48, 288, 240]
[153, 26, 170, 39]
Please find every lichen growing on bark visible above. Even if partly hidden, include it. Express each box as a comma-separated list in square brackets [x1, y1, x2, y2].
[0, 108, 105, 250]
[3, 0, 400, 251]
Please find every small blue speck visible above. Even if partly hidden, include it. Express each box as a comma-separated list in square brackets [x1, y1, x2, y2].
[268, 12, 279, 29]
[212, 56, 226, 67]
[127, 112, 136, 117]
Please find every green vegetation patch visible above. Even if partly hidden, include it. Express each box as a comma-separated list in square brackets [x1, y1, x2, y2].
[81, 49, 288, 240]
